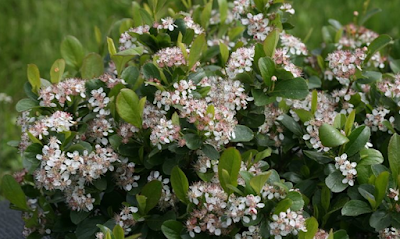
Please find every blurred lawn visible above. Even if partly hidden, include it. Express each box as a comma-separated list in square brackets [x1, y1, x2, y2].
[0, 0, 399, 177]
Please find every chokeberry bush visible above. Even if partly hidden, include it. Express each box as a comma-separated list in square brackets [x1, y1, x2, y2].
[2, 0, 400, 238]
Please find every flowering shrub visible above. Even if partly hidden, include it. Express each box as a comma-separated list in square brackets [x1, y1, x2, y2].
[2, 0, 400, 239]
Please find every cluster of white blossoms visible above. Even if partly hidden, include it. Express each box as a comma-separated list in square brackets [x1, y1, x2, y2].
[223, 195, 265, 227]
[182, 14, 204, 35]
[273, 48, 302, 78]
[364, 107, 395, 133]
[258, 104, 285, 147]
[0, 92, 12, 103]
[377, 75, 400, 99]
[154, 17, 177, 31]
[335, 153, 357, 186]
[388, 188, 399, 201]
[150, 118, 182, 149]
[241, 13, 271, 41]
[117, 122, 139, 144]
[86, 117, 114, 145]
[232, 0, 254, 17]
[115, 158, 140, 191]
[288, 92, 337, 152]
[38, 78, 86, 107]
[155, 46, 188, 68]
[65, 180, 95, 211]
[226, 46, 255, 79]
[313, 229, 329, 239]
[269, 208, 307, 239]
[331, 88, 356, 114]
[115, 206, 143, 235]
[119, 25, 150, 51]
[99, 73, 127, 88]
[261, 184, 287, 200]
[235, 226, 261, 239]
[29, 111, 74, 139]
[326, 48, 366, 85]
[280, 32, 308, 56]
[147, 171, 178, 210]
[22, 199, 51, 237]
[379, 227, 400, 239]
[89, 87, 111, 117]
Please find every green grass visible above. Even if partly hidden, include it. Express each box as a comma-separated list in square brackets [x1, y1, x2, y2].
[0, 0, 399, 177]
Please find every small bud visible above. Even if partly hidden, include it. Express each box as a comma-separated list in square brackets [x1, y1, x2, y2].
[353, 11, 359, 16]
[271, 76, 277, 81]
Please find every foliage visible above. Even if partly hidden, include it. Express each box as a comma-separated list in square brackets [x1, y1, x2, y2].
[2, 0, 400, 239]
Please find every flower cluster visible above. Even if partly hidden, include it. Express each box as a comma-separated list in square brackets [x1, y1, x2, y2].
[38, 78, 86, 107]
[326, 48, 366, 84]
[241, 13, 271, 41]
[0, 92, 12, 103]
[147, 171, 178, 210]
[379, 227, 400, 239]
[155, 47, 188, 68]
[115, 206, 143, 235]
[269, 209, 307, 239]
[335, 153, 357, 186]
[364, 107, 395, 133]
[119, 25, 150, 51]
[226, 46, 255, 79]
[280, 32, 308, 56]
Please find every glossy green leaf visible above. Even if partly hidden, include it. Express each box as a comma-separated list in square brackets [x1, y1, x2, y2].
[369, 210, 391, 231]
[298, 217, 318, 239]
[358, 148, 384, 166]
[250, 172, 272, 194]
[344, 126, 370, 156]
[270, 77, 309, 99]
[188, 34, 206, 70]
[360, 8, 382, 26]
[230, 125, 254, 142]
[278, 114, 303, 136]
[170, 166, 189, 204]
[112, 47, 143, 76]
[342, 200, 372, 216]
[113, 225, 125, 239]
[258, 57, 275, 87]
[303, 150, 333, 164]
[200, 1, 212, 28]
[319, 123, 349, 147]
[374, 171, 389, 209]
[251, 89, 275, 106]
[325, 171, 348, 193]
[365, 34, 392, 62]
[263, 29, 280, 57]
[273, 198, 293, 214]
[311, 90, 318, 114]
[344, 110, 355, 136]
[116, 89, 142, 128]
[16, 98, 38, 112]
[161, 220, 183, 239]
[183, 133, 202, 150]
[219, 42, 229, 66]
[388, 134, 400, 187]
[201, 144, 219, 160]
[218, 148, 241, 192]
[293, 109, 314, 123]
[81, 53, 104, 80]
[141, 180, 162, 214]
[27, 64, 41, 93]
[1, 175, 28, 210]
[50, 59, 65, 84]
[217, 0, 228, 24]
[286, 191, 304, 211]
[61, 35, 85, 69]
[70, 210, 91, 225]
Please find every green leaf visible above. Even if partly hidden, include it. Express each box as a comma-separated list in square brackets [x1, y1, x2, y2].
[113, 225, 125, 239]
[360, 8, 382, 26]
[344, 110, 355, 136]
[217, 0, 228, 24]
[231, 125, 254, 142]
[358, 185, 376, 209]
[344, 126, 370, 156]
[201, 144, 219, 160]
[136, 195, 147, 215]
[188, 34, 206, 70]
[1, 175, 28, 210]
[357, 71, 382, 84]
[369, 210, 391, 231]
[298, 217, 318, 239]
[107, 37, 117, 55]
[388, 133, 400, 187]
[80, 53, 104, 80]
[273, 198, 293, 214]
[218, 148, 241, 192]
[358, 148, 384, 166]
[16, 98, 38, 112]
[141, 180, 162, 214]
[170, 166, 189, 204]
[112, 47, 143, 76]
[116, 89, 142, 128]
[121, 66, 141, 90]
[27, 64, 41, 93]
[303, 150, 333, 164]
[251, 89, 275, 106]
[161, 220, 183, 239]
[76, 216, 107, 239]
[311, 90, 318, 115]
[50, 59, 66, 84]
[293, 109, 314, 123]
[270, 77, 309, 99]
[263, 29, 280, 57]
[258, 57, 275, 87]
[365, 34, 392, 62]
[93, 177, 107, 191]
[319, 123, 349, 147]
[61, 35, 85, 69]
[219, 42, 229, 66]
[183, 134, 202, 150]
[250, 172, 272, 194]
[278, 114, 303, 136]
[254, 148, 272, 164]
[286, 191, 304, 211]
[325, 171, 348, 193]
[70, 210, 91, 225]
[321, 186, 331, 212]
[341, 200, 372, 216]
[200, 1, 213, 28]
[142, 63, 161, 80]
[374, 171, 389, 209]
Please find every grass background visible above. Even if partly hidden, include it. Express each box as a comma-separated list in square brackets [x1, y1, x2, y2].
[0, 0, 399, 178]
